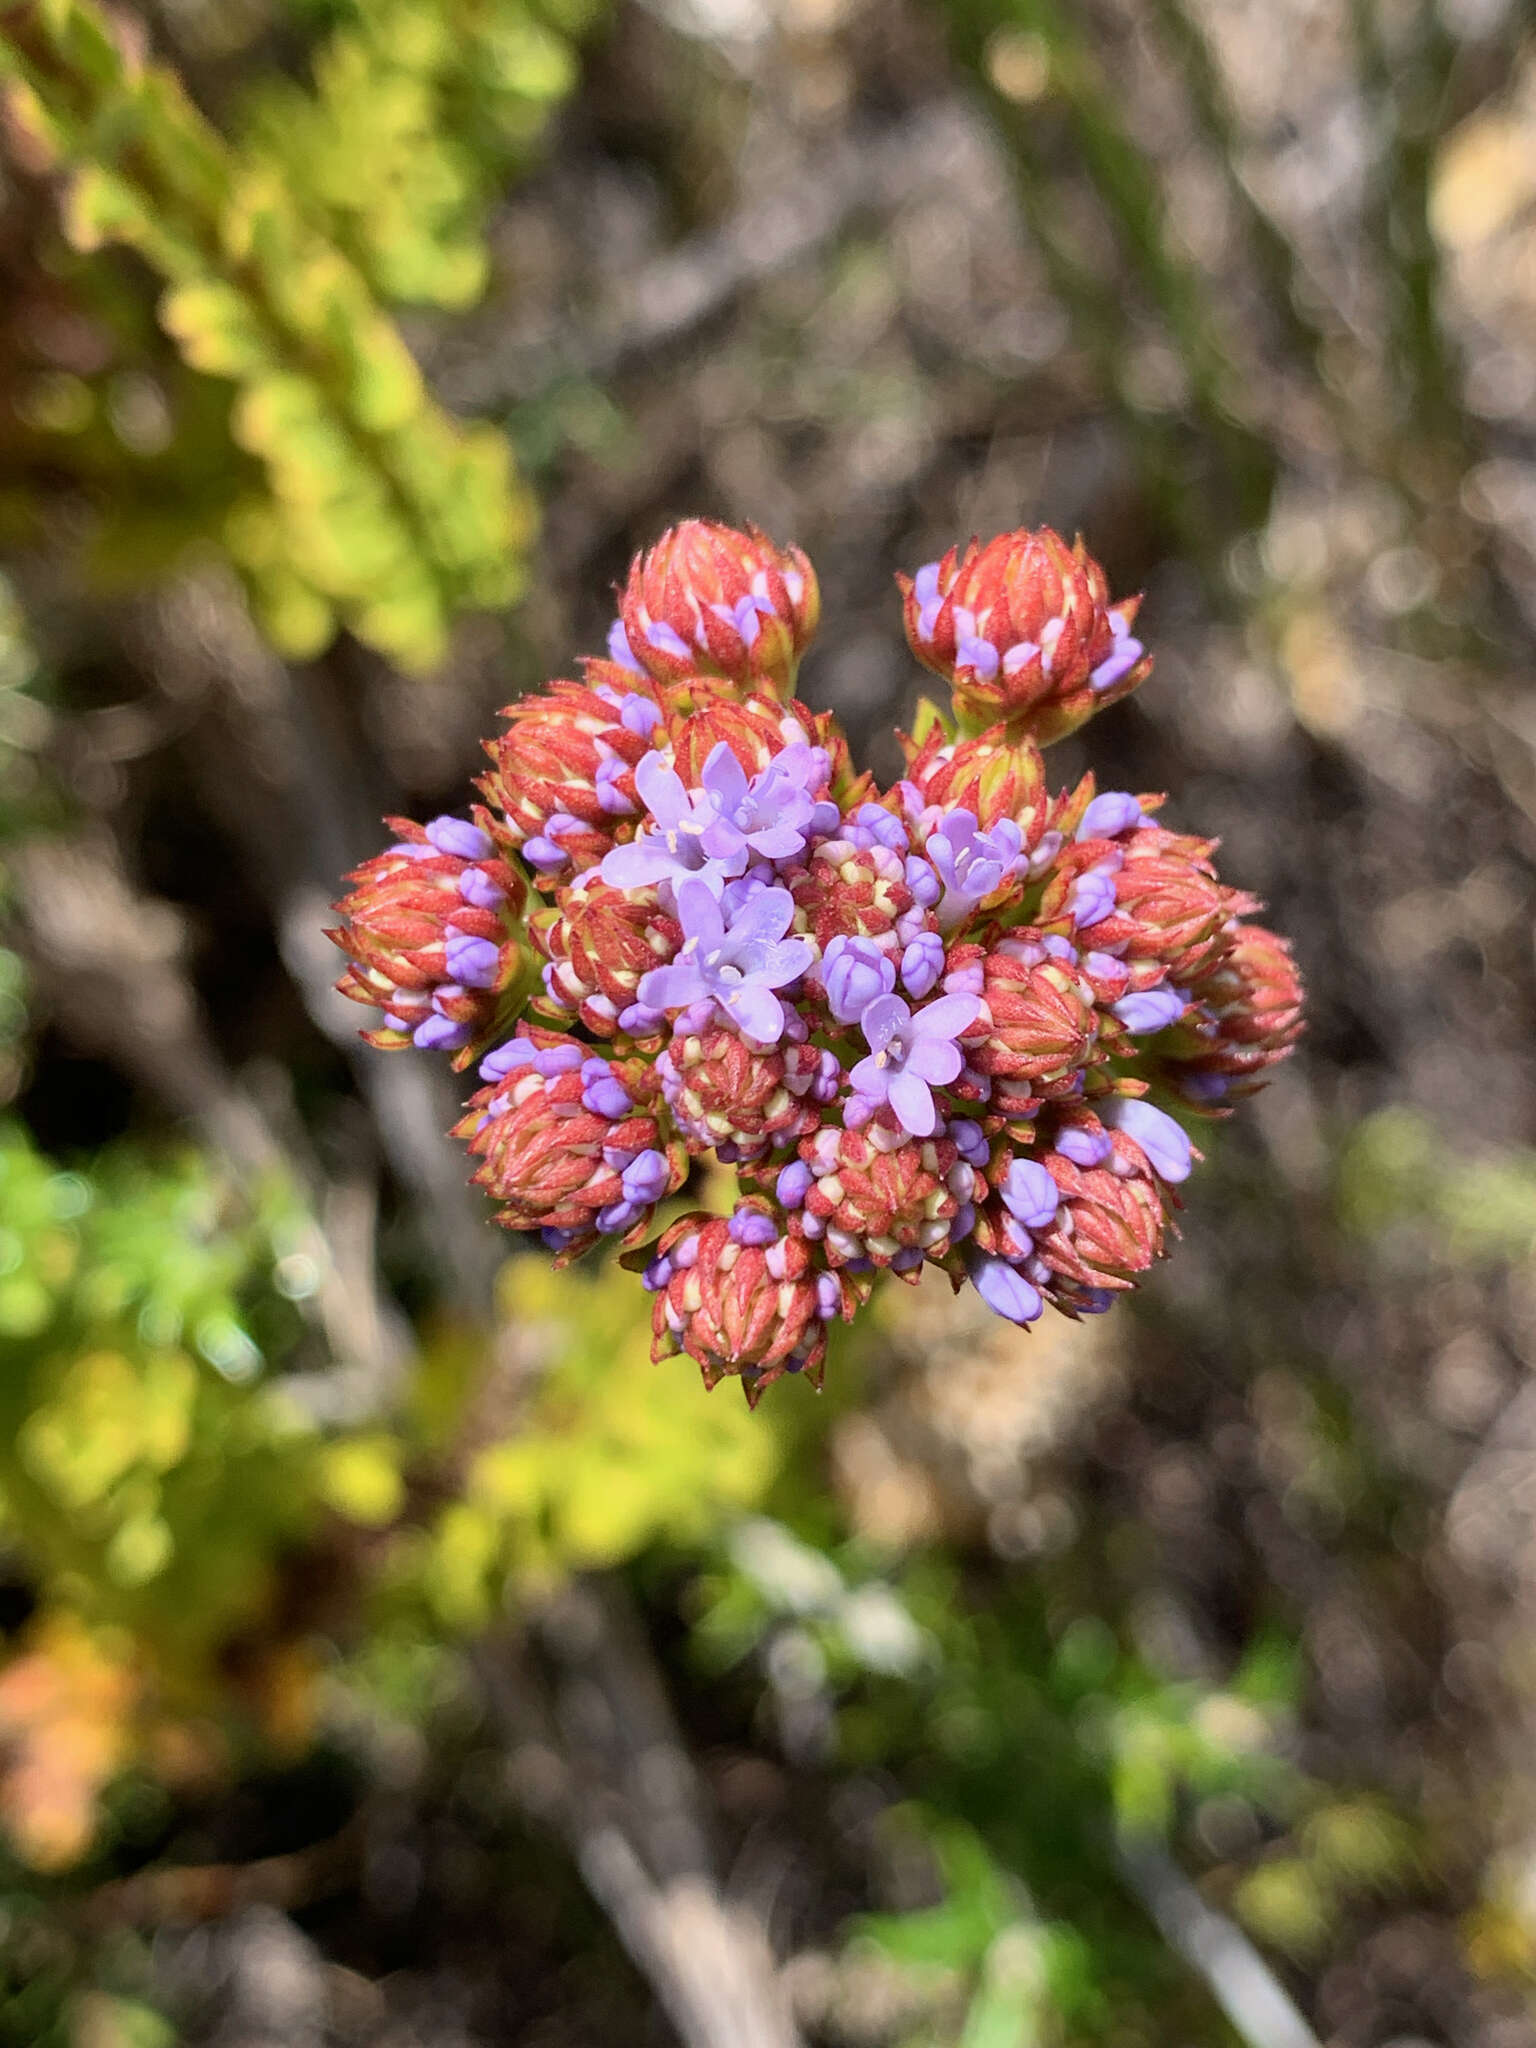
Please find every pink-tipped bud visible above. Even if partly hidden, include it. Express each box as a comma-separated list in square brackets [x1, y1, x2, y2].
[617, 520, 820, 698]
[328, 815, 529, 1065]
[898, 527, 1150, 743]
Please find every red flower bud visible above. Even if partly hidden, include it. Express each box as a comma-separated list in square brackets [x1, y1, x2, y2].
[617, 520, 820, 697]
[1051, 827, 1248, 985]
[788, 839, 914, 952]
[899, 722, 1051, 840]
[1161, 923, 1304, 1103]
[794, 1115, 970, 1271]
[1033, 1132, 1171, 1294]
[328, 815, 529, 1064]
[662, 693, 850, 794]
[658, 1025, 826, 1161]
[456, 1035, 685, 1256]
[478, 674, 662, 885]
[971, 941, 1100, 1109]
[646, 1207, 857, 1401]
[898, 527, 1150, 743]
[532, 875, 680, 1038]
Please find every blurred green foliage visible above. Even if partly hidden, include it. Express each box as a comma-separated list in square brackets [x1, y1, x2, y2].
[0, 1122, 793, 1875]
[0, 1124, 322, 1699]
[251, 0, 595, 310]
[398, 1255, 784, 1630]
[1340, 1107, 1536, 1265]
[0, 0, 593, 667]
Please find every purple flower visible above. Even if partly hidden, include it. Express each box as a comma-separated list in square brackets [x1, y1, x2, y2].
[622, 694, 661, 738]
[948, 1118, 990, 1168]
[728, 1206, 778, 1246]
[1055, 1125, 1111, 1169]
[1026, 828, 1064, 879]
[971, 1252, 1043, 1325]
[620, 1149, 671, 1204]
[1112, 987, 1184, 1034]
[901, 931, 946, 999]
[1090, 613, 1144, 693]
[425, 816, 491, 861]
[911, 560, 943, 641]
[925, 809, 1024, 931]
[636, 877, 815, 1045]
[608, 619, 645, 675]
[1083, 950, 1129, 1000]
[596, 757, 637, 816]
[617, 999, 667, 1034]
[644, 617, 693, 663]
[599, 753, 726, 893]
[1067, 862, 1120, 928]
[1078, 791, 1143, 840]
[710, 593, 772, 645]
[457, 868, 505, 910]
[696, 743, 836, 868]
[444, 931, 501, 990]
[413, 1009, 471, 1052]
[1105, 1097, 1192, 1183]
[822, 935, 896, 1024]
[903, 855, 943, 910]
[1178, 1071, 1230, 1105]
[777, 1160, 813, 1207]
[848, 990, 981, 1138]
[602, 744, 833, 895]
[480, 1038, 537, 1081]
[843, 803, 909, 854]
[1000, 1157, 1059, 1231]
[953, 611, 1000, 679]
[815, 1272, 844, 1321]
[523, 813, 583, 869]
[581, 1057, 633, 1120]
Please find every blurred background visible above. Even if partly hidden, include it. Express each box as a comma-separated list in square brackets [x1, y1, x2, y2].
[0, 0, 1533, 2041]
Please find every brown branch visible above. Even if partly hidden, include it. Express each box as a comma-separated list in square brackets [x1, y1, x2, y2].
[478, 1577, 803, 2048]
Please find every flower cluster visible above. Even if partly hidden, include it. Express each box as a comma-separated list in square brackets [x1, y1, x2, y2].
[331, 518, 1303, 1402]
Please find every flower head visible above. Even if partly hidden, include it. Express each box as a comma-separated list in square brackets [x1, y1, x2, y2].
[645, 1206, 856, 1399]
[479, 676, 662, 883]
[332, 517, 1302, 1398]
[618, 520, 820, 697]
[794, 1117, 974, 1270]
[328, 814, 528, 1064]
[898, 527, 1150, 743]
[457, 1033, 684, 1254]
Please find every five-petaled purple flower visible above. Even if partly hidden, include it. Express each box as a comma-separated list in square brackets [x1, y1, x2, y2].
[637, 878, 815, 1045]
[848, 990, 980, 1138]
[923, 809, 1024, 931]
[602, 742, 834, 895]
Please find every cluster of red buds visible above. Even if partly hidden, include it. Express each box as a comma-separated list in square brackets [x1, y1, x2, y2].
[330, 520, 1303, 1402]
